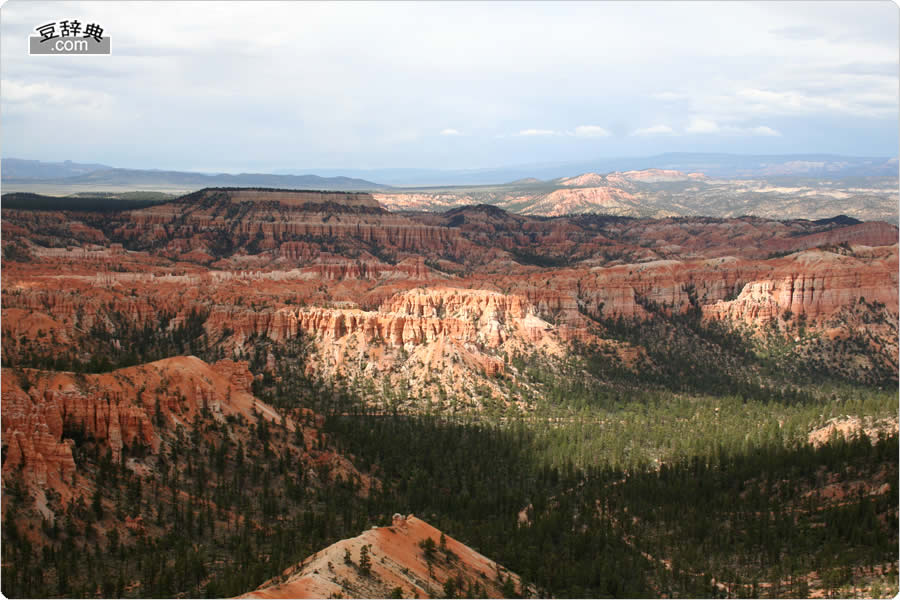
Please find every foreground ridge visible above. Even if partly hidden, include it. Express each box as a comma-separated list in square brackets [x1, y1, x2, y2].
[242, 514, 531, 599]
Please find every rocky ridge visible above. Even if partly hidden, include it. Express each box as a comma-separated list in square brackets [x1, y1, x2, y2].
[242, 514, 531, 599]
[3, 190, 897, 407]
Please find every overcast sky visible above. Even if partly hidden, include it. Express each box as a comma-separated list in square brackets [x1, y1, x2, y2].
[1, 1, 897, 172]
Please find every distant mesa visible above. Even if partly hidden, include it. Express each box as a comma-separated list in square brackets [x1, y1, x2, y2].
[813, 215, 863, 227]
[0, 159, 387, 192]
[616, 168, 706, 183]
[557, 169, 706, 188]
[443, 203, 511, 218]
[179, 187, 384, 211]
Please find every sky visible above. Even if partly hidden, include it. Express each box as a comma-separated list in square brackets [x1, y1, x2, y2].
[1, 1, 897, 172]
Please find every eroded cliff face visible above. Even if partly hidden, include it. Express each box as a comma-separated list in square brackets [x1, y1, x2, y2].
[6, 188, 897, 272]
[2, 358, 254, 498]
[512, 186, 645, 217]
[199, 287, 562, 408]
[465, 246, 899, 333]
[4, 191, 898, 396]
[701, 250, 898, 326]
[0, 356, 370, 513]
[208, 288, 549, 347]
[117, 188, 468, 267]
[3, 189, 897, 407]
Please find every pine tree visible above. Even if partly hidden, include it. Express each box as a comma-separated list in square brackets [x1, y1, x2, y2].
[420, 537, 437, 562]
[359, 545, 371, 577]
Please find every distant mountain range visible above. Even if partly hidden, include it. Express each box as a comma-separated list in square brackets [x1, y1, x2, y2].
[278, 153, 899, 185]
[1, 159, 385, 191]
[3, 158, 114, 179]
[1, 153, 896, 192]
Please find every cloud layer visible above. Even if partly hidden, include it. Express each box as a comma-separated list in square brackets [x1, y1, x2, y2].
[1, 1, 896, 171]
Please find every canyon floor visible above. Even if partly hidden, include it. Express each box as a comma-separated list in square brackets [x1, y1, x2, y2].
[2, 185, 898, 598]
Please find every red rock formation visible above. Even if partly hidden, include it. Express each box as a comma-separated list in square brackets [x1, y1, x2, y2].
[120, 190, 466, 262]
[2, 189, 897, 416]
[1, 357, 281, 500]
[213, 358, 255, 393]
[701, 250, 899, 325]
[772, 222, 898, 253]
[2, 378, 77, 491]
[558, 172, 609, 187]
[509, 186, 642, 217]
[242, 515, 532, 599]
[206, 287, 559, 354]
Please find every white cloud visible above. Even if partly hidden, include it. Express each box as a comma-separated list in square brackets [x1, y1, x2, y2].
[573, 125, 611, 137]
[631, 125, 675, 136]
[686, 117, 782, 137]
[517, 128, 557, 136]
[738, 88, 848, 115]
[440, 128, 461, 136]
[690, 85, 896, 122]
[685, 118, 720, 134]
[1, 79, 113, 114]
[748, 125, 781, 136]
